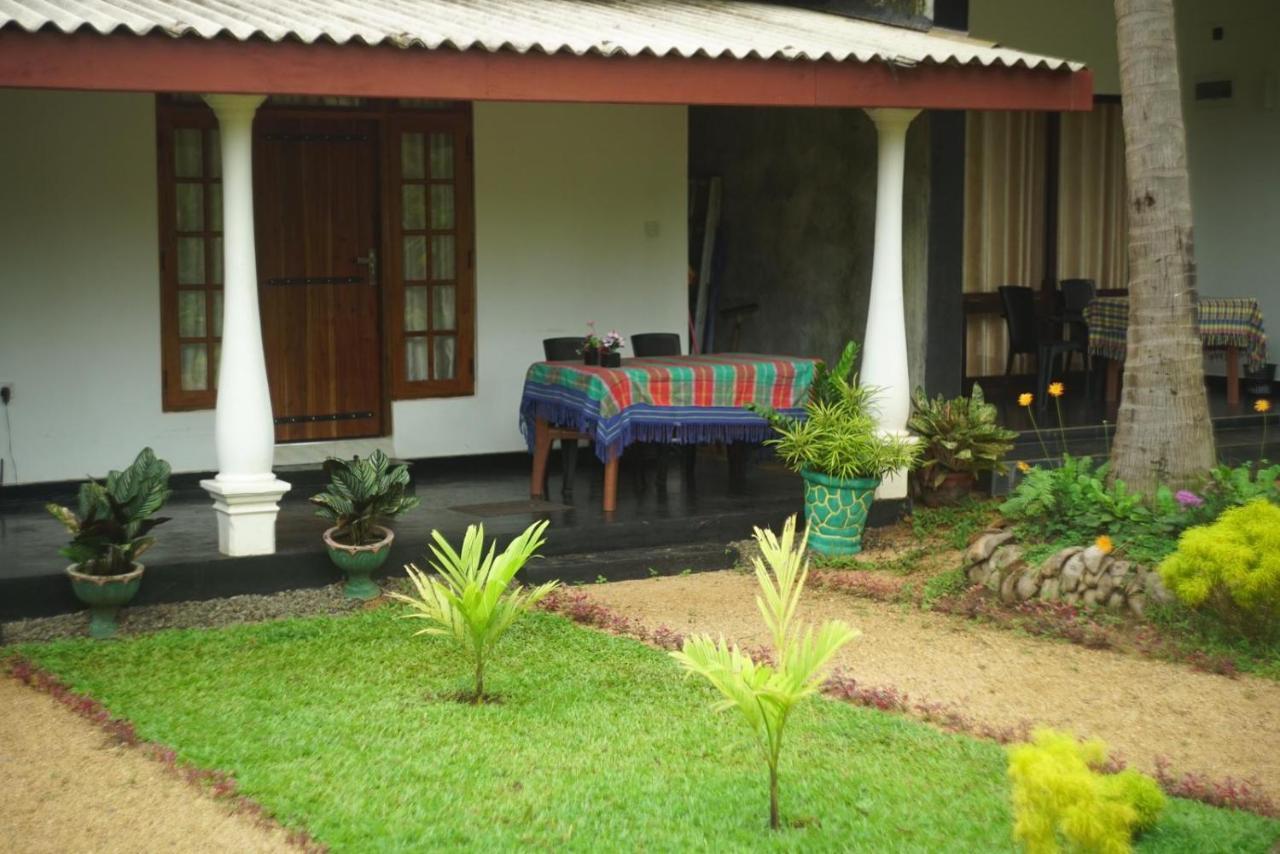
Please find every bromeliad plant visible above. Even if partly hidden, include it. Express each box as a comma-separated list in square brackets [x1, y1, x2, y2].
[46, 447, 172, 576]
[907, 383, 1017, 504]
[310, 450, 420, 547]
[672, 516, 857, 829]
[390, 520, 558, 702]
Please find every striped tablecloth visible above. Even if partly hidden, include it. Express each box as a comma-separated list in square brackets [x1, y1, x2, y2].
[519, 353, 817, 462]
[1084, 296, 1268, 370]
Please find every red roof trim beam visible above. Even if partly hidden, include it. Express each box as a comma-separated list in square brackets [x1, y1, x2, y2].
[0, 31, 1093, 112]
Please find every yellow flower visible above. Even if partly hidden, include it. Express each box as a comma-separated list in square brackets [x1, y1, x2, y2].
[1256, 399, 1272, 414]
[1016, 461, 1031, 474]
[1095, 535, 1113, 555]
[1018, 393, 1034, 407]
[1048, 382, 1065, 398]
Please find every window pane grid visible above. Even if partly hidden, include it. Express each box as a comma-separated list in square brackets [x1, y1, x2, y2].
[174, 126, 223, 393]
[399, 128, 461, 385]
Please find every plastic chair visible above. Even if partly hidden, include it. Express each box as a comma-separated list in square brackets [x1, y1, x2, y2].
[630, 333, 682, 357]
[542, 336, 582, 362]
[998, 285, 1040, 375]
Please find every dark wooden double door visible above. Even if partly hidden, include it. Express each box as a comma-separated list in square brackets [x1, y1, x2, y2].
[254, 116, 382, 442]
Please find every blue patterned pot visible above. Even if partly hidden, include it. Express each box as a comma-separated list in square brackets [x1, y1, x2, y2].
[323, 526, 394, 600]
[66, 562, 144, 639]
[800, 469, 879, 556]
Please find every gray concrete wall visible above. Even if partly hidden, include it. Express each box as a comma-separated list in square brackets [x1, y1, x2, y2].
[689, 107, 931, 388]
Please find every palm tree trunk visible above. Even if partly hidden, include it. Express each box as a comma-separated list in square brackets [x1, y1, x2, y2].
[1109, 0, 1215, 493]
[769, 763, 780, 830]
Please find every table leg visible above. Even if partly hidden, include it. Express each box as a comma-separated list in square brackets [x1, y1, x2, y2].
[1226, 345, 1240, 407]
[603, 453, 619, 513]
[531, 417, 551, 499]
[1105, 359, 1121, 404]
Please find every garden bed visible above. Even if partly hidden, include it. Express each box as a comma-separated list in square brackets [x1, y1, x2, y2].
[9, 607, 1278, 851]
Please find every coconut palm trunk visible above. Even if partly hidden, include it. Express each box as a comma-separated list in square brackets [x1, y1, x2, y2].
[1108, 0, 1215, 493]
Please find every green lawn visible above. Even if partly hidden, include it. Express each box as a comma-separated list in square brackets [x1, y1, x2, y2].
[17, 609, 1280, 852]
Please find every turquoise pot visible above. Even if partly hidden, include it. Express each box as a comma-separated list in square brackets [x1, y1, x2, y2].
[323, 526, 394, 600]
[800, 470, 879, 556]
[66, 563, 144, 640]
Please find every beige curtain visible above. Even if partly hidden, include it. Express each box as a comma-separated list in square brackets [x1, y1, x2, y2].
[963, 111, 1048, 377]
[1058, 103, 1128, 289]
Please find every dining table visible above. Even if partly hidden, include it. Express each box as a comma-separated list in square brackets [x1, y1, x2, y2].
[1083, 296, 1268, 406]
[519, 353, 818, 512]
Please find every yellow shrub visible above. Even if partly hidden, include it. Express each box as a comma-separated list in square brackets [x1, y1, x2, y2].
[1008, 728, 1165, 853]
[1158, 499, 1280, 641]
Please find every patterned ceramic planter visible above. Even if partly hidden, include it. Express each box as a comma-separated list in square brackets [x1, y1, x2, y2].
[66, 562, 144, 639]
[800, 469, 879, 556]
[323, 526, 394, 600]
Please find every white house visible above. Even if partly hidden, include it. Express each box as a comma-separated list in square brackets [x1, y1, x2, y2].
[0, 0, 1089, 554]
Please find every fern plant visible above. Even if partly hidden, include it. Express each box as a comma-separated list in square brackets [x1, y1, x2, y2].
[389, 520, 557, 702]
[310, 450, 420, 546]
[45, 447, 172, 576]
[672, 515, 857, 829]
[753, 342, 919, 481]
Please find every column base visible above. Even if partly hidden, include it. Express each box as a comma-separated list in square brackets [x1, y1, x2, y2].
[200, 477, 292, 557]
[874, 432, 918, 501]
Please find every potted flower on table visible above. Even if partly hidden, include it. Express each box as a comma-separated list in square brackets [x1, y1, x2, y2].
[753, 342, 920, 556]
[580, 322, 603, 365]
[600, 330, 626, 368]
[45, 447, 172, 639]
[311, 450, 420, 600]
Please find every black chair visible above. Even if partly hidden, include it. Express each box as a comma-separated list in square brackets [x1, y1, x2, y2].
[631, 332, 682, 357]
[1052, 279, 1095, 402]
[998, 285, 1040, 375]
[542, 336, 582, 362]
[541, 337, 589, 497]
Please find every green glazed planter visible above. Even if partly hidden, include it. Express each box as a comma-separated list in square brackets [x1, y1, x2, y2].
[323, 526, 394, 600]
[800, 469, 879, 556]
[66, 563, 144, 639]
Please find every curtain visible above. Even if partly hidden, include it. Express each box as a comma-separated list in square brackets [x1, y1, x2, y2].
[1057, 103, 1128, 290]
[962, 111, 1048, 377]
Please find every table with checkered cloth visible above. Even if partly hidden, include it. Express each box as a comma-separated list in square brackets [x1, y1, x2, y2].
[519, 354, 818, 462]
[1083, 296, 1268, 370]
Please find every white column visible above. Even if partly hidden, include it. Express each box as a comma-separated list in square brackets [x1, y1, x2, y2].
[199, 94, 291, 556]
[861, 108, 920, 500]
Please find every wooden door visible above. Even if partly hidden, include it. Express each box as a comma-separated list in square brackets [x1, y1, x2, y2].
[254, 117, 383, 441]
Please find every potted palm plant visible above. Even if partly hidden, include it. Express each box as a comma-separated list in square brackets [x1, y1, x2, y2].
[754, 343, 920, 556]
[311, 450, 420, 600]
[907, 383, 1018, 506]
[45, 448, 172, 639]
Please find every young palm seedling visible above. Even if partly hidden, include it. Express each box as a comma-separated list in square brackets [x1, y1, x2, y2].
[390, 520, 557, 702]
[672, 515, 858, 829]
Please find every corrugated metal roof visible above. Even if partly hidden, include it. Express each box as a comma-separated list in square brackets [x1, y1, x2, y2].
[0, 0, 1084, 71]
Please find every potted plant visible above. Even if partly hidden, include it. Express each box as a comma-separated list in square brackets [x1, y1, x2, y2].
[581, 322, 603, 365]
[45, 448, 172, 639]
[310, 450, 420, 600]
[907, 383, 1018, 506]
[753, 342, 920, 556]
[600, 329, 626, 368]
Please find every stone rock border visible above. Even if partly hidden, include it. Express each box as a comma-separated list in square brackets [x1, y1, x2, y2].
[964, 526, 1174, 618]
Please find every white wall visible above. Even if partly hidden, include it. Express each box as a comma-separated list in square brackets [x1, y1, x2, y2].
[970, 0, 1280, 373]
[391, 102, 688, 459]
[0, 90, 217, 485]
[0, 93, 687, 483]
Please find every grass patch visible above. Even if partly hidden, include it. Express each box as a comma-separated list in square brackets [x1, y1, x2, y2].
[17, 609, 1280, 852]
[911, 497, 998, 550]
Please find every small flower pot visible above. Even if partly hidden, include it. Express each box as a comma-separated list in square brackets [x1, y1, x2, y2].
[323, 525, 394, 600]
[601, 351, 622, 368]
[582, 348, 600, 366]
[66, 562, 145, 639]
[800, 469, 879, 556]
[920, 471, 977, 508]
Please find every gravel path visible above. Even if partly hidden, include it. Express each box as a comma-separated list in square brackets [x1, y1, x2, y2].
[584, 570, 1280, 795]
[0, 676, 298, 853]
[3, 584, 365, 645]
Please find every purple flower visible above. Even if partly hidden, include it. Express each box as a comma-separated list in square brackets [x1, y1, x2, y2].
[1175, 489, 1204, 509]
